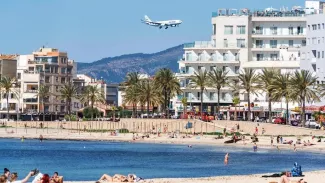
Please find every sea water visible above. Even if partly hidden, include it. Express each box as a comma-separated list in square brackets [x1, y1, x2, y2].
[1, 138, 324, 181]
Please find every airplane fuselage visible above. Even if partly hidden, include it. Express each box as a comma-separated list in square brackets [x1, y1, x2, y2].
[142, 16, 182, 29]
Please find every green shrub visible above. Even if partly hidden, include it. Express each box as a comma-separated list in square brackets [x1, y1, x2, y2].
[83, 107, 101, 118]
[118, 128, 129, 133]
[64, 114, 77, 121]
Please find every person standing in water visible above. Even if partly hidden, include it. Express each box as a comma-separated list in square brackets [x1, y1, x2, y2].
[253, 143, 258, 152]
[224, 153, 229, 165]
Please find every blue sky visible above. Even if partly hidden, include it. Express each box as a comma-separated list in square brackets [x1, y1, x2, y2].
[1, 0, 305, 62]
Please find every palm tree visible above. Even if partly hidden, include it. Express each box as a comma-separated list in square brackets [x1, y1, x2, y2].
[259, 69, 278, 123]
[155, 68, 181, 117]
[181, 97, 188, 118]
[268, 72, 293, 124]
[0, 76, 16, 121]
[36, 84, 51, 124]
[124, 72, 141, 87]
[208, 69, 229, 114]
[123, 72, 141, 116]
[289, 70, 320, 126]
[124, 85, 139, 118]
[238, 68, 259, 121]
[60, 84, 78, 116]
[190, 70, 209, 118]
[232, 97, 240, 120]
[111, 106, 117, 122]
[80, 85, 106, 120]
[229, 79, 241, 120]
[136, 79, 162, 116]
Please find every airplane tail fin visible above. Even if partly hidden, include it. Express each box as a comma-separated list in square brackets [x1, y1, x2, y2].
[144, 15, 151, 22]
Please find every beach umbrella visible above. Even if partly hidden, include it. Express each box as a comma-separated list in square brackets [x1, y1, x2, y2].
[265, 7, 277, 12]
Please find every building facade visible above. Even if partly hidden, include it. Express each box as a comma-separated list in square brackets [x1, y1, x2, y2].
[172, 7, 307, 119]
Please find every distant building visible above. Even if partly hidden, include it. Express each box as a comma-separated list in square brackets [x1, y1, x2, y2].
[3, 47, 77, 120]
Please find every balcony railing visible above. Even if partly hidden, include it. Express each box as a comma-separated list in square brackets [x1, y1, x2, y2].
[25, 89, 38, 93]
[184, 41, 247, 49]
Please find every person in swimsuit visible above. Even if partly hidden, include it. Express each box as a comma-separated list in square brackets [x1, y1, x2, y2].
[253, 143, 257, 152]
[224, 153, 229, 165]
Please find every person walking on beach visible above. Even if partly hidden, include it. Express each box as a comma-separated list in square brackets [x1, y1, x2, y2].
[271, 136, 274, 146]
[253, 143, 258, 152]
[224, 153, 229, 165]
[255, 127, 258, 135]
[294, 144, 297, 152]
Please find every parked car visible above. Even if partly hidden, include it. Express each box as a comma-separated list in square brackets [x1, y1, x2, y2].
[290, 119, 300, 126]
[271, 117, 277, 123]
[257, 117, 267, 123]
[274, 117, 286, 125]
[305, 119, 320, 129]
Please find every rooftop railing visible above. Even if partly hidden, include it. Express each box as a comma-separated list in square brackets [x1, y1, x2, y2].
[212, 8, 305, 18]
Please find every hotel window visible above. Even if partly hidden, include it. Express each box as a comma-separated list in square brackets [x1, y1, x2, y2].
[213, 24, 216, 35]
[318, 51, 320, 58]
[270, 40, 278, 48]
[270, 26, 277, 35]
[289, 40, 294, 47]
[257, 54, 264, 61]
[319, 39, 321, 44]
[236, 25, 246, 34]
[210, 92, 215, 100]
[197, 92, 201, 100]
[224, 39, 228, 47]
[221, 93, 226, 100]
[271, 54, 278, 61]
[312, 24, 317, 30]
[288, 27, 293, 35]
[308, 25, 310, 30]
[255, 26, 263, 34]
[323, 23, 325, 29]
[223, 53, 228, 61]
[256, 40, 263, 48]
[237, 39, 245, 48]
[224, 26, 233, 34]
[318, 24, 321, 29]
[235, 66, 240, 74]
[323, 51, 324, 58]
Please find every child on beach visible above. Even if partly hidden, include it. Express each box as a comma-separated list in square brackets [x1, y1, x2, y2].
[224, 153, 229, 165]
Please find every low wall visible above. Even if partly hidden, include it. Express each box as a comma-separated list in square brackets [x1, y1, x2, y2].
[5, 119, 222, 134]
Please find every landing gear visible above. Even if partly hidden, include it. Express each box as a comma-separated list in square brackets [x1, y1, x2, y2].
[165, 26, 168, 29]
[159, 26, 162, 29]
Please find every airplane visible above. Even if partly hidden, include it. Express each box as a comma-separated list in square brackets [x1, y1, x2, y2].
[141, 15, 182, 29]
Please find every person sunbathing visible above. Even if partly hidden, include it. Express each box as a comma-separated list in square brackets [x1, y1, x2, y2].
[50, 172, 63, 183]
[10, 171, 34, 183]
[279, 173, 306, 183]
[96, 174, 135, 182]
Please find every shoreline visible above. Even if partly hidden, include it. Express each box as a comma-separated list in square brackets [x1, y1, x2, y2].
[1, 132, 325, 154]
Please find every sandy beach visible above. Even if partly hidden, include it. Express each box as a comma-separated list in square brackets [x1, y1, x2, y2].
[2, 119, 325, 183]
[62, 170, 325, 183]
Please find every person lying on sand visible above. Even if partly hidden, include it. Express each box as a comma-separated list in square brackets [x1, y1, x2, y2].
[279, 172, 306, 183]
[96, 174, 137, 182]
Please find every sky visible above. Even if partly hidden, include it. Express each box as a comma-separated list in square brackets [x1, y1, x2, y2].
[0, 0, 306, 63]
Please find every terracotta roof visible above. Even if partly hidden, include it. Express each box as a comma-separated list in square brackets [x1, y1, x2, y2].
[0, 54, 18, 60]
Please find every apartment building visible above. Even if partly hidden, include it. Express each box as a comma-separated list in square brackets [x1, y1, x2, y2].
[76, 74, 118, 105]
[305, 0, 325, 14]
[0, 55, 18, 119]
[300, 14, 325, 106]
[16, 47, 75, 120]
[172, 7, 306, 119]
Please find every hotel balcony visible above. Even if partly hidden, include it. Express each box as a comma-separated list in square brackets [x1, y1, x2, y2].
[184, 41, 247, 50]
[242, 60, 300, 69]
[251, 32, 305, 38]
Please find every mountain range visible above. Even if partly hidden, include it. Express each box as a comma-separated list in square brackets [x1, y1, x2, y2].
[77, 44, 184, 83]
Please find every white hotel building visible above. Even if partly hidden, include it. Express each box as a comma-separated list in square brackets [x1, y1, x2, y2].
[172, 7, 307, 119]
